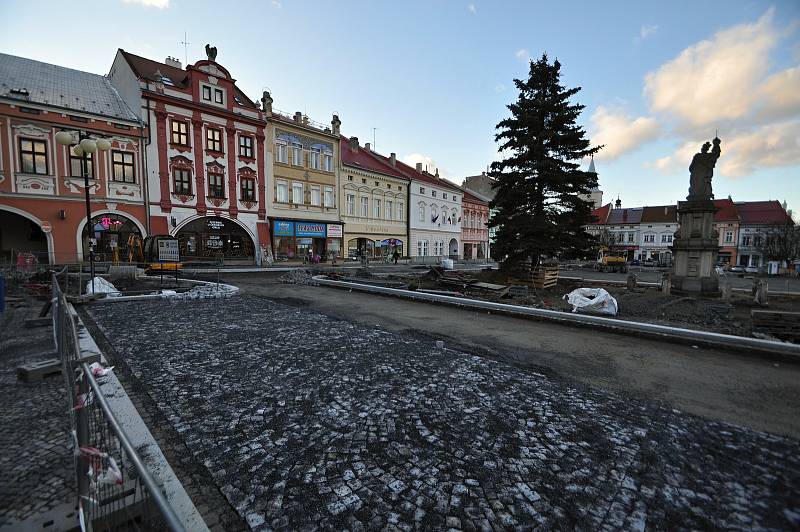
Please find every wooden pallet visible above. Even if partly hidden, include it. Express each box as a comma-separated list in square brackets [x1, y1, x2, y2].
[17, 358, 62, 383]
[531, 266, 559, 289]
[752, 310, 800, 341]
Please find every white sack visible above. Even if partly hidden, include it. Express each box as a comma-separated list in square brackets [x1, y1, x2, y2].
[441, 259, 454, 270]
[564, 287, 618, 316]
[85, 277, 120, 297]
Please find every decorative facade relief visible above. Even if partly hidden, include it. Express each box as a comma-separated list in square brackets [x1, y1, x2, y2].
[63, 177, 101, 194]
[12, 124, 50, 138]
[16, 174, 56, 195]
[108, 181, 142, 200]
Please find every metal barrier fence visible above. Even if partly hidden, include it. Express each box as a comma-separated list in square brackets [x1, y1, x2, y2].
[52, 269, 185, 532]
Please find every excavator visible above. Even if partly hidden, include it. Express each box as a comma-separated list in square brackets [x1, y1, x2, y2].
[595, 247, 628, 273]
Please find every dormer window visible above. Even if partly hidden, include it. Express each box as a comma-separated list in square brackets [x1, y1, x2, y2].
[202, 86, 212, 101]
[201, 83, 225, 106]
[214, 88, 223, 104]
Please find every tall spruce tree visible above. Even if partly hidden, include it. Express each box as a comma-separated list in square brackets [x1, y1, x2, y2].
[489, 54, 600, 272]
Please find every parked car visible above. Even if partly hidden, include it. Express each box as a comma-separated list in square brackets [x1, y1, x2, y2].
[745, 265, 760, 274]
[629, 259, 641, 266]
[730, 265, 744, 273]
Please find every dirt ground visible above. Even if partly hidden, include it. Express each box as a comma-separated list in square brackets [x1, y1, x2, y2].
[340, 268, 800, 340]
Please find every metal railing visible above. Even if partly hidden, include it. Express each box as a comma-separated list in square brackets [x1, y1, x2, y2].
[52, 269, 185, 532]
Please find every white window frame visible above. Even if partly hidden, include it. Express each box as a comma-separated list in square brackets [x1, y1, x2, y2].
[361, 196, 369, 217]
[418, 240, 428, 256]
[291, 143, 303, 166]
[275, 141, 288, 164]
[386, 200, 393, 220]
[346, 193, 355, 215]
[398, 202, 404, 221]
[276, 179, 288, 203]
[311, 184, 321, 206]
[292, 181, 304, 204]
[310, 147, 321, 170]
[418, 203, 425, 222]
[373, 198, 381, 219]
[323, 186, 334, 207]
[323, 152, 333, 172]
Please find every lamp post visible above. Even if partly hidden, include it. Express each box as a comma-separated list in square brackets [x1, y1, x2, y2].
[55, 130, 111, 294]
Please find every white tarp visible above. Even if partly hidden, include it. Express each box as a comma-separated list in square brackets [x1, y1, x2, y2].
[564, 287, 618, 316]
[85, 277, 121, 297]
[441, 259, 454, 270]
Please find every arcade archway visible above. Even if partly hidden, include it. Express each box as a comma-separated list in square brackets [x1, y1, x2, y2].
[82, 213, 144, 263]
[0, 209, 49, 264]
[176, 216, 255, 261]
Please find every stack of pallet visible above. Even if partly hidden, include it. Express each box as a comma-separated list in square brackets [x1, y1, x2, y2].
[531, 265, 559, 289]
[752, 310, 800, 342]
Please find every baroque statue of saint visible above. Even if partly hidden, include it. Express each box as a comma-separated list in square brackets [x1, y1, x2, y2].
[688, 137, 721, 201]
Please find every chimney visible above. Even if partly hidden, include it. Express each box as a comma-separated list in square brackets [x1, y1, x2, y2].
[415, 163, 423, 172]
[331, 114, 341, 135]
[435, 168, 439, 178]
[664, 206, 668, 215]
[390, 152, 396, 166]
[164, 56, 182, 69]
[261, 91, 273, 115]
[365, 142, 371, 152]
[294, 111, 302, 123]
[349, 137, 359, 151]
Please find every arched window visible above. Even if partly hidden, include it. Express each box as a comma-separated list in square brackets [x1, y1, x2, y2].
[418, 202, 426, 222]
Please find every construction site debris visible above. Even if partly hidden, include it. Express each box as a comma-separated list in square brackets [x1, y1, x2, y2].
[564, 288, 619, 316]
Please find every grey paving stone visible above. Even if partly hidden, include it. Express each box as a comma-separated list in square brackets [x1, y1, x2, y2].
[87, 295, 800, 530]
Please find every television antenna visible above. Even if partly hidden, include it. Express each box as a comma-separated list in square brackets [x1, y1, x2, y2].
[180, 32, 191, 66]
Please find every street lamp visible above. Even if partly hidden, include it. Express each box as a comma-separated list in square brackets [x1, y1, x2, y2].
[55, 130, 111, 294]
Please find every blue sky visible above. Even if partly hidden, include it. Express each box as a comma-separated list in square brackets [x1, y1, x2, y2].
[1, 0, 798, 214]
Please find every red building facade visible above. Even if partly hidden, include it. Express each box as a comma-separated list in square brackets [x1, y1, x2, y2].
[461, 188, 490, 260]
[0, 53, 146, 264]
[109, 49, 269, 264]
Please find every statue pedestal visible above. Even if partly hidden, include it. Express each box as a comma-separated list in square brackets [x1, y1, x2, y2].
[671, 200, 720, 296]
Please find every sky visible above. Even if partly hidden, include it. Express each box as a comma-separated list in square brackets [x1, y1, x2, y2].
[1, 0, 799, 213]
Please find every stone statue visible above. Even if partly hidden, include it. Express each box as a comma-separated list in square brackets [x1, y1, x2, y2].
[688, 137, 721, 201]
[205, 44, 218, 62]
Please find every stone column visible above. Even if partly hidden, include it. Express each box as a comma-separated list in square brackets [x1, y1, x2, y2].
[671, 200, 720, 296]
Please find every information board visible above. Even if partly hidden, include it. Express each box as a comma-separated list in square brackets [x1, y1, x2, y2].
[157, 238, 180, 262]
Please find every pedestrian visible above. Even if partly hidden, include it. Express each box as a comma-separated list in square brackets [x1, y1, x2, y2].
[393, 249, 399, 264]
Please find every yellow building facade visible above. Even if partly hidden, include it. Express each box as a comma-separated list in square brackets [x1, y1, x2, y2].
[340, 137, 409, 259]
[262, 92, 343, 260]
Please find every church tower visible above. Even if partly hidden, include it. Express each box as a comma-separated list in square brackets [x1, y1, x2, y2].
[580, 156, 603, 209]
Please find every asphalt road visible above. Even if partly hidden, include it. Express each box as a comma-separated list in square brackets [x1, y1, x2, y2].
[216, 272, 800, 439]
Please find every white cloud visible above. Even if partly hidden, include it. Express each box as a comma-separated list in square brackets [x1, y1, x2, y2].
[590, 106, 660, 160]
[468, 3, 476, 14]
[645, 123, 800, 177]
[271, 0, 282, 7]
[635, 24, 658, 43]
[122, 0, 169, 8]
[402, 153, 450, 179]
[494, 83, 507, 93]
[516, 48, 530, 62]
[644, 9, 778, 128]
[756, 66, 800, 120]
[637, 8, 800, 179]
[719, 122, 800, 177]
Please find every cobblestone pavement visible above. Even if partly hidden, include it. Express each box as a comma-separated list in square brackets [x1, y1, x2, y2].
[88, 295, 800, 531]
[0, 300, 74, 527]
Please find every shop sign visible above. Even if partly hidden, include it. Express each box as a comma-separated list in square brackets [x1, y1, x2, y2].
[327, 224, 343, 238]
[295, 222, 326, 237]
[273, 220, 294, 236]
[157, 238, 180, 262]
[206, 235, 224, 249]
[207, 219, 225, 230]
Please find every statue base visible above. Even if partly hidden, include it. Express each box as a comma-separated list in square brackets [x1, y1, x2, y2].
[670, 200, 720, 297]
